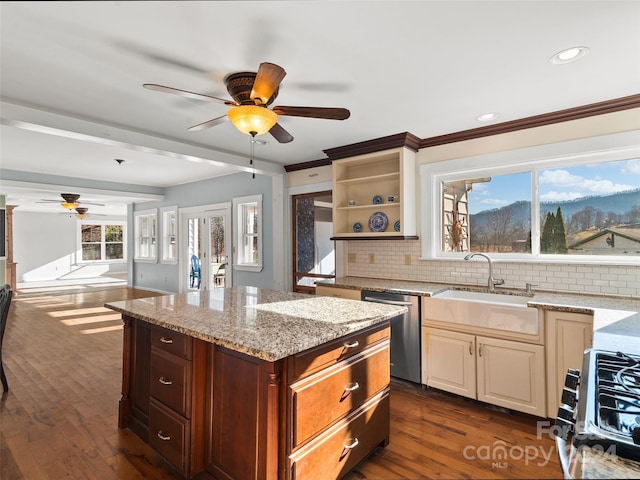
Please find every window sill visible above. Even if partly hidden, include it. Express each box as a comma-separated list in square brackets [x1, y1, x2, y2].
[234, 264, 263, 272]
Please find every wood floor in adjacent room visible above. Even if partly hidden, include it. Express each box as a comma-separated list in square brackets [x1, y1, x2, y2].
[1, 285, 562, 479]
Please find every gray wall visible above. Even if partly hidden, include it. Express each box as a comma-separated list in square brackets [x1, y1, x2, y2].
[131, 171, 275, 292]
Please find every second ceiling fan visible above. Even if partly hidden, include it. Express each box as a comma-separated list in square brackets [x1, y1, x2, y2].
[144, 62, 350, 143]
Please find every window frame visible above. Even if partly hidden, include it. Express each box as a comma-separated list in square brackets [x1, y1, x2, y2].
[76, 220, 126, 263]
[134, 208, 158, 263]
[233, 194, 263, 272]
[420, 131, 640, 265]
[161, 205, 178, 265]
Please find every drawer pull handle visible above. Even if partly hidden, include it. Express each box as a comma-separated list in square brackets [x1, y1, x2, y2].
[344, 438, 359, 450]
[469, 341, 473, 355]
[160, 336, 173, 344]
[157, 431, 171, 441]
[158, 376, 173, 385]
[344, 382, 360, 392]
[343, 340, 359, 349]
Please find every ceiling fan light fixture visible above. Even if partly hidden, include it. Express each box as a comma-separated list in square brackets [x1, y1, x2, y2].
[227, 105, 277, 136]
[76, 213, 88, 219]
[61, 202, 80, 210]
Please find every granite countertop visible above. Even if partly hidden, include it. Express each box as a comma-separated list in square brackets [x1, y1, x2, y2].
[318, 277, 640, 354]
[105, 286, 405, 362]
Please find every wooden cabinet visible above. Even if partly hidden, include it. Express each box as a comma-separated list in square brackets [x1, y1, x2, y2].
[476, 336, 545, 417]
[332, 147, 416, 239]
[120, 316, 390, 480]
[119, 318, 206, 478]
[422, 327, 546, 417]
[286, 326, 390, 479]
[422, 328, 476, 399]
[316, 285, 362, 300]
[545, 310, 593, 416]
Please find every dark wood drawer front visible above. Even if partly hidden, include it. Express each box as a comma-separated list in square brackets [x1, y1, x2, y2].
[290, 391, 390, 479]
[150, 349, 190, 417]
[151, 327, 191, 359]
[149, 399, 190, 475]
[291, 341, 389, 448]
[292, 324, 389, 381]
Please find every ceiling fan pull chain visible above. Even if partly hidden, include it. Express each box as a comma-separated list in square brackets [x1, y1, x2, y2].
[250, 131, 256, 179]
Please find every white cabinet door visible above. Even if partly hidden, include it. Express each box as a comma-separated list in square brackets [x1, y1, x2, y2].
[422, 327, 476, 399]
[545, 311, 593, 415]
[476, 336, 546, 417]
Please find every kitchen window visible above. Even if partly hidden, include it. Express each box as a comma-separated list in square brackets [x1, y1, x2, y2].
[134, 209, 157, 262]
[421, 132, 640, 264]
[79, 221, 125, 262]
[233, 195, 263, 272]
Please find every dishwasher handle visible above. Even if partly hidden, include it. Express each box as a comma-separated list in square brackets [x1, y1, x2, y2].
[363, 296, 413, 307]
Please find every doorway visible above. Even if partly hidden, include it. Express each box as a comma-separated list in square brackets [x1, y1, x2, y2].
[181, 204, 231, 292]
[292, 191, 335, 294]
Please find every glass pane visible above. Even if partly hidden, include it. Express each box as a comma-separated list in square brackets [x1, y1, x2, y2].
[82, 244, 101, 261]
[106, 243, 123, 260]
[442, 172, 532, 253]
[295, 195, 334, 275]
[105, 225, 123, 242]
[82, 225, 101, 242]
[539, 159, 640, 256]
[210, 215, 226, 263]
[245, 204, 258, 234]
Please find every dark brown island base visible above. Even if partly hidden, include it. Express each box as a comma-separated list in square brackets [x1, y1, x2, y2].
[106, 287, 406, 480]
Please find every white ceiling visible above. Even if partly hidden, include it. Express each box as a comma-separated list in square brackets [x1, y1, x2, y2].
[1, 1, 639, 215]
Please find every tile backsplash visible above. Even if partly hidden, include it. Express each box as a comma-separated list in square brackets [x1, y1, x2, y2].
[346, 240, 640, 298]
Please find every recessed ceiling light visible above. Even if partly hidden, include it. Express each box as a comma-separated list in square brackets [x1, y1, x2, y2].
[549, 46, 589, 65]
[476, 112, 500, 122]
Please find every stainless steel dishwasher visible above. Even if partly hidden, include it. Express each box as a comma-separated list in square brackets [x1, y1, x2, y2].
[361, 290, 421, 384]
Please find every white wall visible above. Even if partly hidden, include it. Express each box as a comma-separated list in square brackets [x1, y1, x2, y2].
[13, 211, 127, 282]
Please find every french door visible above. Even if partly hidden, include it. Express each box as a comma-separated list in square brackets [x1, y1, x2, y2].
[181, 204, 231, 292]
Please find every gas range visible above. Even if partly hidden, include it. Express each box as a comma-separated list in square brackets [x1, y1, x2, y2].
[555, 349, 640, 478]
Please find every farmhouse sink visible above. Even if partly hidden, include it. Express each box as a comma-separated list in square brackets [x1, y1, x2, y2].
[424, 290, 539, 335]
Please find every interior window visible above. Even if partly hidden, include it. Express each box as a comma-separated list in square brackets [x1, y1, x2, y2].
[134, 209, 157, 262]
[233, 195, 263, 272]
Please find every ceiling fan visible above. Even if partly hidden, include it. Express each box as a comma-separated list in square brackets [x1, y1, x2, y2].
[38, 193, 106, 210]
[59, 207, 106, 219]
[143, 62, 350, 144]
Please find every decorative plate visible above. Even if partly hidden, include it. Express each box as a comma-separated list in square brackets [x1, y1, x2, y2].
[353, 222, 362, 233]
[368, 212, 388, 232]
[372, 195, 383, 205]
[394, 220, 401, 232]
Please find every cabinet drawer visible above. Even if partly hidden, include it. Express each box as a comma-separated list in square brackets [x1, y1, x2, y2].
[290, 390, 389, 479]
[150, 349, 191, 417]
[151, 326, 191, 359]
[291, 341, 389, 448]
[149, 399, 190, 475]
[291, 324, 389, 381]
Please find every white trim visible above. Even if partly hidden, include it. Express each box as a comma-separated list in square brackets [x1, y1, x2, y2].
[133, 208, 158, 263]
[272, 175, 286, 291]
[233, 194, 263, 272]
[160, 205, 178, 265]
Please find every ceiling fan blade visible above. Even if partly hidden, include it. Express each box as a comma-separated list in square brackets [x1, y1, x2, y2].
[269, 123, 294, 144]
[272, 106, 350, 120]
[188, 115, 228, 131]
[250, 63, 286, 105]
[143, 84, 235, 105]
[79, 201, 106, 207]
[38, 199, 63, 203]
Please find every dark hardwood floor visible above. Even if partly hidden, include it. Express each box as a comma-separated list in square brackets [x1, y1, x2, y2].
[1, 285, 562, 479]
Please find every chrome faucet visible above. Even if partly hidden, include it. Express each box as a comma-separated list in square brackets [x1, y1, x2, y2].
[464, 253, 504, 292]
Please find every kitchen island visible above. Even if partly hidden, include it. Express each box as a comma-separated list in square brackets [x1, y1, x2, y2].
[106, 287, 406, 480]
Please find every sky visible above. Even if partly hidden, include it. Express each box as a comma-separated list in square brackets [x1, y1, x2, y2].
[466, 158, 640, 214]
